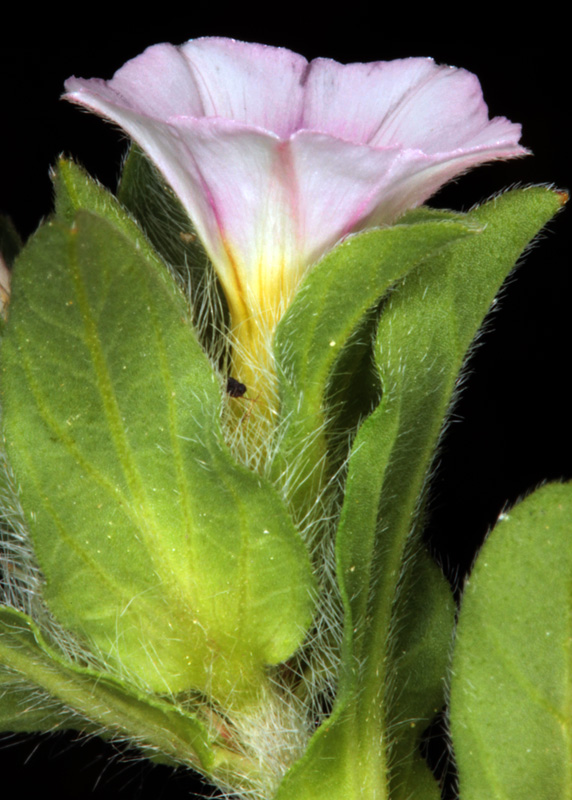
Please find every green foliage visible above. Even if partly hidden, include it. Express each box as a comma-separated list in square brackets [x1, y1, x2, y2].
[0, 606, 213, 767]
[450, 481, 572, 800]
[0, 153, 565, 800]
[0, 670, 77, 734]
[273, 214, 476, 514]
[1, 162, 315, 708]
[275, 188, 564, 800]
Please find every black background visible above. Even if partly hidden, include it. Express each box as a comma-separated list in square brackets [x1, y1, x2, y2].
[1, 23, 570, 800]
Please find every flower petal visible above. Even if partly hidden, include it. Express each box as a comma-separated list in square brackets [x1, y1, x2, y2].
[300, 56, 525, 154]
[66, 39, 310, 137]
[177, 38, 308, 135]
[63, 38, 528, 405]
[65, 41, 527, 291]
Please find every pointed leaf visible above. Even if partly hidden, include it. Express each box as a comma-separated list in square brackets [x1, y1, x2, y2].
[54, 156, 153, 251]
[273, 217, 476, 512]
[1, 205, 315, 705]
[275, 187, 565, 799]
[359, 186, 564, 795]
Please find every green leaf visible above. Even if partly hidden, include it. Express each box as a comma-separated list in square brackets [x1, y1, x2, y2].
[0, 605, 213, 767]
[271, 216, 475, 800]
[54, 156, 153, 251]
[0, 205, 315, 707]
[0, 669, 76, 733]
[361, 186, 563, 796]
[272, 216, 477, 515]
[274, 187, 565, 800]
[273, 549, 452, 800]
[450, 481, 572, 800]
[59, 152, 227, 394]
[385, 549, 455, 800]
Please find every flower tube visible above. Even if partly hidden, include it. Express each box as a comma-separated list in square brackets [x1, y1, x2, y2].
[64, 38, 527, 410]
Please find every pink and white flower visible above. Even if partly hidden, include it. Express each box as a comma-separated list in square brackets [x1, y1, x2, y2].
[64, 38, 527, 396]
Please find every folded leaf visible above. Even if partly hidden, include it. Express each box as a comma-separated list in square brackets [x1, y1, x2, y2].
[0, 669, 78, 733]
[273, 216, 476, 514]
[0, 606, 212, 767]
[274, 187, 565, 800]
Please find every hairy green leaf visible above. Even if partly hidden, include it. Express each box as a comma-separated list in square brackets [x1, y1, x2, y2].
[274, 187, 565, 799]
[450, 481, 572, 800]
[1, 204, 315, 706]
[0, 606, 213, 765]
[273, 217, 476, 514]
[0, 669, 77, 733]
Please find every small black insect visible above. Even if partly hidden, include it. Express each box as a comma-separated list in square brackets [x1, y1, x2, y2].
[226, 376, 247, 398]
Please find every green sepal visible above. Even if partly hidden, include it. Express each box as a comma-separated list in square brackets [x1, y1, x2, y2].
[0, 201, 315, 707]
[450, 481, 572, 800]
